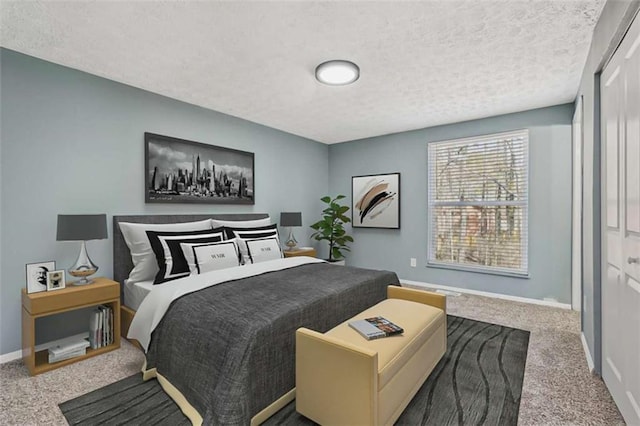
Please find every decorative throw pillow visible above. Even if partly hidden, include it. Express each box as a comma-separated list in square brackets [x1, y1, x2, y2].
[191, 241, 242, 274]
[226, 224, 280, 264]
[146, 228, 226, 284]
[180, 240, 241, 274]
[119, 219, 212, 283]
[246, 237, 283, 264]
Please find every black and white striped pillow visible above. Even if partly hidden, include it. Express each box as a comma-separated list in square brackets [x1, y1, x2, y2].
[147, 228, 226, 284]
[225, 224, 280, 264]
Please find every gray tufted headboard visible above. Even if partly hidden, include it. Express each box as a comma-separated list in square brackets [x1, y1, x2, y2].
[112, 213, 270, 290]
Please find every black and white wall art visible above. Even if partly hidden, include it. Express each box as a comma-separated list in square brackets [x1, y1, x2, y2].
[352, 173, 400, 229]
[145, 133, 255, 204]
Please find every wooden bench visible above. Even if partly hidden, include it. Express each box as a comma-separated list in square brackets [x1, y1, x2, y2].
[296, 286, 447, 425]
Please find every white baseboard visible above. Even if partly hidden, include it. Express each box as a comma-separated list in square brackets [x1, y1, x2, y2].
[581, 332, 595, 373]
[0, 349, 22, 364]
[400, 279, 572, 310]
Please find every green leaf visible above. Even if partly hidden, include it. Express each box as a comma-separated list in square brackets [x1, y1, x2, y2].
[332, 247, 342, 259]
[337, 214, 350, 223]
[320, 196, 331, 203]
[335, 195, 346, 200]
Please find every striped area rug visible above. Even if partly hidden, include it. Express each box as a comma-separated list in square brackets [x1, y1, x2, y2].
[60, 316, 529, 425]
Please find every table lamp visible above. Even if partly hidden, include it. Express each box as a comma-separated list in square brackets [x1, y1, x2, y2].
[280, 212, 302, 251]
[57, 214, 108, 285]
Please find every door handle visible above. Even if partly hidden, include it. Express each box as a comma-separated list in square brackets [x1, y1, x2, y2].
[629, 257, 640, 264]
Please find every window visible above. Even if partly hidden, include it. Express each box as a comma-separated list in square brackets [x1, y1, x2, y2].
[427, 130, 529, 276]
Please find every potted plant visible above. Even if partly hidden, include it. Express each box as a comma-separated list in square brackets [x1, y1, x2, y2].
[310, 195, 354, 264]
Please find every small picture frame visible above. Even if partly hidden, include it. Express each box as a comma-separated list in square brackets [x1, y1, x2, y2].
[46, 270, 66, 291]
[25, 261, 56, 294]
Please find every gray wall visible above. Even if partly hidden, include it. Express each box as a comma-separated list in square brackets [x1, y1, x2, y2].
[577, 0, 640, 373]
[0, 49, 329, 355]
[329, 104, 573, 303]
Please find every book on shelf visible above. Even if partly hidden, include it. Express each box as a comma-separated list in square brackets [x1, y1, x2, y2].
[48, 338, 90, 357]
[36, 332, 90, 354]
[48, 347, 86, 363]
[99, 307, 104, 347]
[349, 316, 404, 340]
[89, 310, 99, 349]
[88, 305, 114, 350]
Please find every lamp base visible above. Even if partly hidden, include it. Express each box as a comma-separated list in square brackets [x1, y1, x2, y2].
[285, 241, 298, 251]
[69, 271, 98, 286]
[285, 228, 298, 251]
[68, 241, 99, 286]
[71, 277, 96, 286]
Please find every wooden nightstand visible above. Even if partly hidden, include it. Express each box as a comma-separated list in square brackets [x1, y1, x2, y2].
[21, 277, 121, 376]
[283, 247, 317, 258]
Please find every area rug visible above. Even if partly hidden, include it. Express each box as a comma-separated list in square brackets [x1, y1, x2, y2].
[60, 315, 529, 425]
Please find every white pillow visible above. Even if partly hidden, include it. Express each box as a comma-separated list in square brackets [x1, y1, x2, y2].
[180, 240, 240, 274]
[191, 241, 242, 274]
[229, 224, 280, 264]
[210, 217, 271, 229]
[119, 220, 212, 283]
[246, 237, 283, 264]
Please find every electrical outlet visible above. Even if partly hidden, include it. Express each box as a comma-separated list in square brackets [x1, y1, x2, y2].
[410, 258, 417, 267]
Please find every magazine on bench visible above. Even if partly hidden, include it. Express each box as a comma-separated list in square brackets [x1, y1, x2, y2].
[349, 316, 404, 340]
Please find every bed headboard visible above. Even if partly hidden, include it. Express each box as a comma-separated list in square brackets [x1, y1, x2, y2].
[112, 213, 269, 287]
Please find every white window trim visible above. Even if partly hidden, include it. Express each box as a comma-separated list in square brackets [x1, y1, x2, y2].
[427, 129, 530, 277]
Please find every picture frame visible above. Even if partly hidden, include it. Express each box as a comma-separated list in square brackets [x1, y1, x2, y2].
[25, 261, 56, 294]
[46, 270, 66, 291]
[352, 173, 400, 229]
[145, 132, 255, 204]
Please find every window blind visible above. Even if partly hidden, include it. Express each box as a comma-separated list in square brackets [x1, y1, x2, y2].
[427, 130, 529, 276]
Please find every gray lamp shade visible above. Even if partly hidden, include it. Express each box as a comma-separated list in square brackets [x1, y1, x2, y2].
[57, 214, 108, 241]
[280, 212, 302, 227]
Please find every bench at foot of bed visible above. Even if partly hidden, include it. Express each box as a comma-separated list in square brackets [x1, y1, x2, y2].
[296, 286, 447, 426]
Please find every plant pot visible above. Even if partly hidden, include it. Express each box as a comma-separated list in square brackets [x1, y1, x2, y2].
[326, 259, 346, 266]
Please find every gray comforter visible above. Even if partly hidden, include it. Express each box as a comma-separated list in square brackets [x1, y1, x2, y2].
[144, 262, 398, 425]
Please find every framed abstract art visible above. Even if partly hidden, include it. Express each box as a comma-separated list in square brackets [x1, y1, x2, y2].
[352, 173, 400, 229]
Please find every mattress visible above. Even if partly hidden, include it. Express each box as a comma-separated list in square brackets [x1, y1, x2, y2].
[124, 279, 154, 311]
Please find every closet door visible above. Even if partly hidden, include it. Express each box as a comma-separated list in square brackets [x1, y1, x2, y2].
[601, 11, 640, 425]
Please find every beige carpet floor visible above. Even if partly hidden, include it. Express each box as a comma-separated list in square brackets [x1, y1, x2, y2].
[0, 291, 624, 425]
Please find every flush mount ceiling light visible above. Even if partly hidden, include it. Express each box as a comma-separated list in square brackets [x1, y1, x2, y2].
[315, 60, 360, 86]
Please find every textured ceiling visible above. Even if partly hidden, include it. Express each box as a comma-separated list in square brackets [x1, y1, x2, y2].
[1, 1, 605, 144]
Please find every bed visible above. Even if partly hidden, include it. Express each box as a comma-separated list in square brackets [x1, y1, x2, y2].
[113, 214, 399, 425]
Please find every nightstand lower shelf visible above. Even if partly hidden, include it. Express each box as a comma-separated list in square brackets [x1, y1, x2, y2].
[32, 343, 119, 375]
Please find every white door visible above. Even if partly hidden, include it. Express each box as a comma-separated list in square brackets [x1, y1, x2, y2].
[601, 11, 640, 426]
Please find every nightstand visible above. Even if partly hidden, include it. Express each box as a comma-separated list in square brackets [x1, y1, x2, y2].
[283, 247, 317, 258]
[21, 277, 121, 375]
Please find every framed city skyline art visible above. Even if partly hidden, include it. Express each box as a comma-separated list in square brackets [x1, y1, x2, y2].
[145, 133, 254, 204]
[352, 173, 400, 229]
